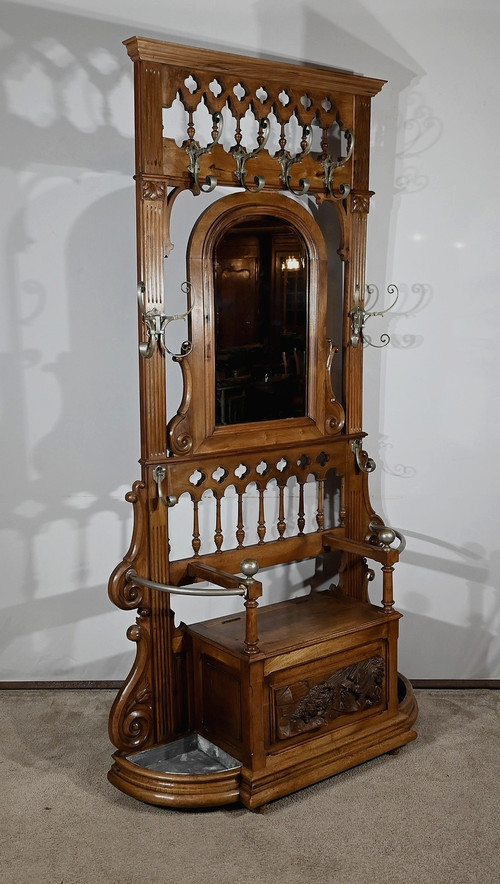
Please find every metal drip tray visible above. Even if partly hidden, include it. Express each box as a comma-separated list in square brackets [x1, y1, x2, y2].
[127, 734, 242, 775]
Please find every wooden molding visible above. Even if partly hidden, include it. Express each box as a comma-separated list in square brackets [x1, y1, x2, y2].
[123, 37, 386, 97]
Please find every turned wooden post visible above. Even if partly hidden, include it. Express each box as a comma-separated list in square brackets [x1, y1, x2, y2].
[241, 559, 263, 655]
[381, 563, 395, 614]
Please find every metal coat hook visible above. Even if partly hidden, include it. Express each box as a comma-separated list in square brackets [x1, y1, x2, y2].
[279, 124, 313, 197]
[352, 439, 376, 473]
[350, 283, 399, 348]
[233, 118, 270, 193]
[153, 465, 178, 508]
[185, 111, 224, 193]
[138, 281, 193, 359]
[322, 129, 354, 200]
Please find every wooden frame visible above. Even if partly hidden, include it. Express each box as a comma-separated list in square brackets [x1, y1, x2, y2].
[107, 36, 418, 811]
[168, 191, 344, 455]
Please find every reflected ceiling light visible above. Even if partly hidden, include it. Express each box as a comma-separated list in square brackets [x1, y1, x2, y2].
[282, 255, 303, 271]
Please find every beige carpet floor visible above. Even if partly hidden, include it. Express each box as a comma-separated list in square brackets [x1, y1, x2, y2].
[1, 689, 499, 884]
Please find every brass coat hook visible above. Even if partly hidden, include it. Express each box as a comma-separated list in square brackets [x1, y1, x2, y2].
[138, 281, 193, 359]
[350, 283, 399, 348]
[233, 118, 270, 192]
[279, 124, 313, 197]
[353, 439, 376, 473]
[322, 129, 354, 200]
[185, 111, 224, 193]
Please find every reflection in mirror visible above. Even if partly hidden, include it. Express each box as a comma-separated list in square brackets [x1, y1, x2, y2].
[214, 216, 308, 425]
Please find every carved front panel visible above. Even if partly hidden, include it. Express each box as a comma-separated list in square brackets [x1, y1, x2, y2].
[272, 655, 385, 740]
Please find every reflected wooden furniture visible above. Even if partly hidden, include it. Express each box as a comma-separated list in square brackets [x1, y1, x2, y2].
[107, 36, 417, 810]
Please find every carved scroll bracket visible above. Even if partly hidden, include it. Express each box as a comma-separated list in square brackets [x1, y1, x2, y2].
[324, 339, 345, 434]
[109, 481, 148, 611]
[167, 348, 194, 455]
[108, 614, 154, 752]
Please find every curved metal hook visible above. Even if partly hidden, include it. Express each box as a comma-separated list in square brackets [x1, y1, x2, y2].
[350, 283, 400, 349]
[352, 439, 376, 473]
[153, 465, 178, 509]
[322, 129, 354, 200]
[137, 280, 194, 360]
[185, 111, 224, 194]
[233, 117, 270, 193]
[278, 124, 313, 197]
[365, 283, 400, 318]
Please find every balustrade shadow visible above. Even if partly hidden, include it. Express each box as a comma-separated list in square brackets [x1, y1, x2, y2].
[1, 0, 453, 683]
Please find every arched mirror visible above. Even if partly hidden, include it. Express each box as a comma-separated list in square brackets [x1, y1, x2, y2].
[168, 192, 344, 456]
[214, 216, 308, 426]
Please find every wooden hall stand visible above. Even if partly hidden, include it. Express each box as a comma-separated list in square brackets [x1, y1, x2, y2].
[107, 36, 418, 810]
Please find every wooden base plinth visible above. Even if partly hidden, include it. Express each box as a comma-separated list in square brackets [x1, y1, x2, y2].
[239, 675, 417, 808]
[108, 675, 417, 809]
[108, 594, 418, 810]
[108, 753, 241, 808]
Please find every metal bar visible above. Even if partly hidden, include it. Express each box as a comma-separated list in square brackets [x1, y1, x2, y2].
[126, 569, 246, 598]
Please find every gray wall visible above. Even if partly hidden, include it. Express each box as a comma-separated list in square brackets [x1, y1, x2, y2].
[1, 0, 498, 680]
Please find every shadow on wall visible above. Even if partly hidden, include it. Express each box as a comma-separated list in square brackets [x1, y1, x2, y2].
[0, 0, 454, 680]
[0, 2, 142, 677]
[396, 536, 500, 679]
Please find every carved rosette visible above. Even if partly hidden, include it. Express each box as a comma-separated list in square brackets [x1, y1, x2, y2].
[351, 192, 372, 214]
[275, 656, 385, 739]
[108, 617, 154, 752]
[141, 179, 166, 201]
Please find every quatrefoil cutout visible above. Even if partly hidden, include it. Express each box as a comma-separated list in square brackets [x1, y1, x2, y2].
[322, 97, 332, 112]
[212, 466, 228, 483]
[279, 90, 291, 107]
[300, 94, 312, 110]
[297, 454, 310, 469]
[256, 460, 270, 476]
[234, 463, 250, 480]
[209, 78, 223, 97]
[255, 86, 269, 104]
[184, 74, 199, 94]
[276, 457, 289, 472]
[316, 451, 330, 467]
[189, 469, 206, 487]
[233, 82, 247, 101]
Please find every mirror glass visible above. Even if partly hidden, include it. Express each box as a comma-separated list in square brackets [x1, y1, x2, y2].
[214, 216, 308, 425]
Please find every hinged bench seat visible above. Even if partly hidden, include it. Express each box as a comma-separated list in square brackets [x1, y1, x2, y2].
[186, 589, 416, 808]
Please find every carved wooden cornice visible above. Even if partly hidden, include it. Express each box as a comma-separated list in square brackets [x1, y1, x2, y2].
[124, 37, 386, 98]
